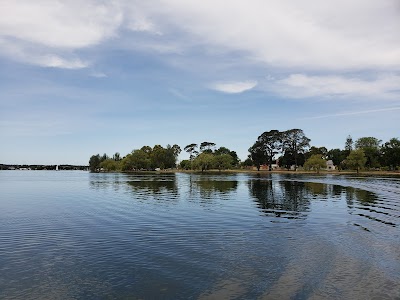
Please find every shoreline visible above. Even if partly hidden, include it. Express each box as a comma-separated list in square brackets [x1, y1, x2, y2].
[120, 169, 400, 176]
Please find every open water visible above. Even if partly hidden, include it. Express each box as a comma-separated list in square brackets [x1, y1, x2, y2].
[0, 171, 399, 299]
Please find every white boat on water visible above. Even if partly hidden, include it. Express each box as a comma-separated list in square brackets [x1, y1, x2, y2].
[56, 165, 59, 171]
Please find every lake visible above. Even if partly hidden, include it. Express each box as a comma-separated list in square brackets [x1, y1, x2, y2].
[0, 171, 399, 299]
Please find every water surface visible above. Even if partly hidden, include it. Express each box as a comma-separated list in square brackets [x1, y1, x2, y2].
[0, 171, 399, 299]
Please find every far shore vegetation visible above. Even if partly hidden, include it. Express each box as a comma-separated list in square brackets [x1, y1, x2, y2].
[88, 129, 400, 175]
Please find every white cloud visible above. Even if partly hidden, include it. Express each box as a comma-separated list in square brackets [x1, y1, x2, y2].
[212, 80, 258, 94]
[269, 73, 400, 99]
[0, 0, 121, 68]
[0, 38, 88, 69]
[133, 0, 400, 70]
[0, 0, 399, 74]
[0, 1, 122, 48]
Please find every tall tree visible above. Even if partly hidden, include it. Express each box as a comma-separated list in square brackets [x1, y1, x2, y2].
[200, 142, 216, 153]
[282, 129, 311, 170]
[355, 137, 381, 168]
[184, 143, 198, 169]
[345, 135, 353, 154]
[248, 141, 266, 171]
[258, 130, 283, 171]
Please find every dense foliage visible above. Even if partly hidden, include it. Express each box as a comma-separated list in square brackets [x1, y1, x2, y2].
[88, 132, 400, 173]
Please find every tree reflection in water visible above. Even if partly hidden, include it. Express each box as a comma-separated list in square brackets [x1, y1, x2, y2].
[248, 179, 312, 219]
[193, 178, 238, 199]
[125, 174, 179, 201]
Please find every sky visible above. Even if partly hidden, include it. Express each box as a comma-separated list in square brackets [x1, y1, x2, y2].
[0, 0, 399, 165]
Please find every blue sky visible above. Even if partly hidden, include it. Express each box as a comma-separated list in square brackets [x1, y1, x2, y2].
[1, 0, 399, 165]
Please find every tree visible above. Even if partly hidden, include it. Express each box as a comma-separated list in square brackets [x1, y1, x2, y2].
[122, 149, 151, 171]
[380, 138, 400, 169]
[141, 146, 153, 155]
[215, 146, 240, 167]
[213, 154, 233, 171]
[345, 135, 353, 155]
[101, 153, 109, 162]
[303, 155, 326, 173]
[258, 130, 282, 171]
[112, 152, 121, 161]
[346, 149, 367, 173]
[150, 145, 166, 169]
[100, 159, 120, 171]
[355, 137, 381, 168]
[305, 146, 328, 160]
[282, 129, 311, 170]
[89, 154, 101, 172]
[200, 142, 216, 153]
[164, 144, 181, 169]
[242, 158, 253, 168]
[193, 153, 214, 172]
[327, 148, 347, 167]
[180, 160, 191, 170]
[248, 141, 266, 171]
[184, 143, 198, 168]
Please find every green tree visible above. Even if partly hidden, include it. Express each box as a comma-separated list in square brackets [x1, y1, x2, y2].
[215, 146, 240, 167]
[305, 146, 328, 160]
[242, 158, 253, 168]
[180, 159, 191, 170]
[355, 137, 381, 168]
[258, 130, 282, 171]
[151, 144, 167, 169]
[164, 144, 181, 169]
[346, 149, 367, 173]
[200, 142, 216, 154]
[100, 159, 120, 171]
[122, 149, 151, 171]
[282, 129, 311, 170]
[380, 138, 400, 169]
[303, 155, 326, 173]
[327, 148, 347, 167]
[248, 141, 266, 171]
[184, 143, 198, 169]
[101, 153, 109, 162]
[193, 153, 214, 172]
[213, 154, 233, 171]
[89, 154, 101, 172]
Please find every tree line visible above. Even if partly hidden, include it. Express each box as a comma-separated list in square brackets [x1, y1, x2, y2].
[89, 131, 400, 173]
[246, 129, 400, 173]
[89, 144, 181, 172]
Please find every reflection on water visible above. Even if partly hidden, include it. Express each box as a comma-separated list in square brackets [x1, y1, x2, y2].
[0, 171, 399, 299]
[126, 176, 179, 197]
[248, 179, 311, 219]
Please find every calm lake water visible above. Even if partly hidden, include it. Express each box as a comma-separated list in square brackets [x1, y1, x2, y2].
[0, 171, 399, 299]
